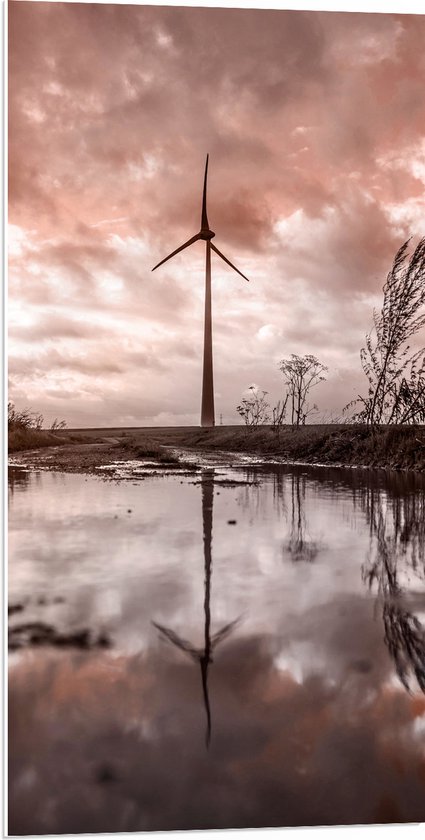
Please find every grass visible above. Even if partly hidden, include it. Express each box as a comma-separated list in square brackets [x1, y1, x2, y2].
[8, 427, 67, 453]
[9, 421, 425, 471]
[8, 402, 72, 454]
[121, 436, 181, 464]
[180, 424, 425, 470]
[102, 424, 425, 471]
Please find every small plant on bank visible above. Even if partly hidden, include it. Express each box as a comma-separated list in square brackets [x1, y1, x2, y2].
[271, 395, 289, 438]
[237, 386, 270, 428]
[50, 418, 67, 431]
[8, 402, 68, 452]
[8, 402, 37, 431]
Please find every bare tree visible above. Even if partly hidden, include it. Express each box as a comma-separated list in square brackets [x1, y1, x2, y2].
[237, 386, 270, 427]
[346, 238, 425, 426]
[278, 354, 327, 428]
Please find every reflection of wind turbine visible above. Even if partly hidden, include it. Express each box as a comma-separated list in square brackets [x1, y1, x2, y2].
[153, 472, 240, 747]
[152, 155, 250, 427]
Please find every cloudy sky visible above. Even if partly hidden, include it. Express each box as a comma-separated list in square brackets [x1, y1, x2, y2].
[8, 1, 425, 427]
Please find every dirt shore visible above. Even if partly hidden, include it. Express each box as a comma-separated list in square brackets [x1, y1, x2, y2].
[8, 423, 425, 474]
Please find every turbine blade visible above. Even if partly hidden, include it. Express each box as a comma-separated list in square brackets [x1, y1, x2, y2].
[201, 154, 209, 230]
[152, 234, 201, 271]
[152, 621, 200, 660]
[211, 617, 241, 649]
[210, 242, 249, 282]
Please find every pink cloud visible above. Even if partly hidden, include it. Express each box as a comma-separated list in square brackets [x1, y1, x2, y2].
[8, 3, 425, 425]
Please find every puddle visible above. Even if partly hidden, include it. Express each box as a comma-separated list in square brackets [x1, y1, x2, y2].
[8, 463, 425, 833]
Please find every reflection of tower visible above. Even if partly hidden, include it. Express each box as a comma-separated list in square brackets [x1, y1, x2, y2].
[153, 471, 239, 747]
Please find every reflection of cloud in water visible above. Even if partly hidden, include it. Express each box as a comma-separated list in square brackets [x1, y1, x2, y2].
[8, 463, 425, 832]
[241, 464, 425, 694]
[9, 626, 425, 835]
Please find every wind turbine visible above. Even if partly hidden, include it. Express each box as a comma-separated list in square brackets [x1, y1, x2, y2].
[152, 155, 250, 427]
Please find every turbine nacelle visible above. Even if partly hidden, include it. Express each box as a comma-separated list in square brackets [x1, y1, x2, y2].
[151, 154, 249, 282]
[199, 228, 215, 240]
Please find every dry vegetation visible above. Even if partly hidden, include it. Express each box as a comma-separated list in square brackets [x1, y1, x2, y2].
[8, 403, 79, 453]
[121, 435, 181, 464]
[151, 424, 425, 471]
[347, 238, 425, 425]
[49, 423, 425, 472]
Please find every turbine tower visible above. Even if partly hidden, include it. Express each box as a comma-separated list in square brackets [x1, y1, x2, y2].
[152, 155, 249, 427]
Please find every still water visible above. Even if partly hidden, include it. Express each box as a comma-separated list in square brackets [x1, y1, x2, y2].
[8, 462, 425, 833]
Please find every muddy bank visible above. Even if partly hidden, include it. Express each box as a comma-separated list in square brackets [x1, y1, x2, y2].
[8, 439, 202, 477]
[8, 424, 425, 474]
